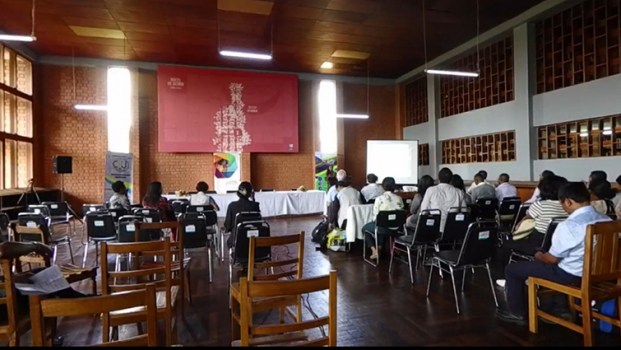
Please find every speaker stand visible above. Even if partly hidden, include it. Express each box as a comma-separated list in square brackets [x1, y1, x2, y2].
[59, 173, 83, 224]
[17, 179, 41, 207]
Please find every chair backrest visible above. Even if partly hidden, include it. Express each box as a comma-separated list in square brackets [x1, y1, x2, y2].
[227, 190, 237, 194]
[0, 258, 19, 341]
[412, 210, 442, 244]
[439, 207, 472, 243]
[497, 197, 522, 226]
[187, 204, 214, 213]
[180, 213, 208, 249]
[85, 212, 117, 240]
[41, 201, 69, 218]
[232, 211, 263, 239]
[0, 213, 9, 231]
[375, 210, 406, 232]
[15, 214, 51, 244]
[582, 221, 621, 292]
[233, 221, 271, 265]
[207, 191, 217, 194]
[171, 200, 188, 215]
[248, 232, 304, 282]
[107, 207, 127, 221]
[541, 217, 565, 251]
[133, 208, 161, 223]
[117, 215, 148, 242]
[82, 204, 107, 215]
[202, 210, 218, 227]
[476, 198, 499, 220]
[260, 189, 275, 192]
[511, 204, 531, 233]
[238, 271, 337, 347]
[30, 286, 158, 347]
[455, 221, 498, 266]
[26, 205, 51, 218]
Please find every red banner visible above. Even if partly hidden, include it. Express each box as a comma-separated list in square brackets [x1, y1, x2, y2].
[157, 66, 299, 153]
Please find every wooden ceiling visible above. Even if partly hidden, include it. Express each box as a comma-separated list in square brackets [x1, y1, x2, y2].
[0, 0, 546, 78]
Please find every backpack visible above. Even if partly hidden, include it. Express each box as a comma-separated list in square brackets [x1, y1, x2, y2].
[311, 219, 330, 248]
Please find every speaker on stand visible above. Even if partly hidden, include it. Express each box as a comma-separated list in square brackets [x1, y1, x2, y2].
[53, 156, 82, 223]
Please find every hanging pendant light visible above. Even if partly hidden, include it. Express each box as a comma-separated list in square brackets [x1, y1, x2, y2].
[0, 0, 37, 42]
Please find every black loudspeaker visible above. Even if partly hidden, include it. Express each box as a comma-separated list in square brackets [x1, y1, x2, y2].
[53, 156, 73, 174]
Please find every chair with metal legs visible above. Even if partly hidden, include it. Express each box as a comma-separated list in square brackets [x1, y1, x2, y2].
[496, 197, 522, 229]
[388, 210, 441, 282]
[16, 213, 74, 265]
[42, 201, 76, 238]
[224, 212, 262, 263]
[82, 212, 117, 268]
[475, 198, 499, 221]
[426, 221, 499, 314]
[363, 210, 407, 267]
[180, 212, 216, 284]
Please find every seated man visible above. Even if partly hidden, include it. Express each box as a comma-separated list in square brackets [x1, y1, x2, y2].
[360, 173, 385, 203]
[328, 181, 361, 230]
[109, 180, 131, 211]
[470, 172, 496, 203]
[496, 173, 518, 202]
[496, 182, 611, 325]
[190, 181, 220, 211]
[467, 170, 489, 194]
[420, 168, 467, 232]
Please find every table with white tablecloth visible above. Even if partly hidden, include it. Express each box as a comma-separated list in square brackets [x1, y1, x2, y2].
[345, 204, 374, 243]
[163, 191, 326, 218]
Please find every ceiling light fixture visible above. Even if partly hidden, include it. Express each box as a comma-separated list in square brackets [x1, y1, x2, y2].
[75, 104, 108, 111]
[219, 50, 272, 60]
[71, 46, 108, 112]
[337, 58, 371, 120]
[421, 0, 479, 78]
[337, 114, 369, 119]
[321, 62, 334, 69]
[0, 0, 37, 42]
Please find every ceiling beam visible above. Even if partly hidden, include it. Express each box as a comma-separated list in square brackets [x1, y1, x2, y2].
[396, 0, 581, 84]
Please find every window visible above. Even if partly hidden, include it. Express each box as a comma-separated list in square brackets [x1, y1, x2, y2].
[107, 67, 131, 154]
[318, 80, 337, 154]
[442, 131, 516, 165]
[0, 44, 33, 189]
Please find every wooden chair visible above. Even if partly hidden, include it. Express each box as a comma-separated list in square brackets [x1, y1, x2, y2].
[230, 232, 305, 341]
[235, 271, 337, 347]
[29, 285, 159, 347]
[100, 238, 180, 346]
[528, 221, 621, 347]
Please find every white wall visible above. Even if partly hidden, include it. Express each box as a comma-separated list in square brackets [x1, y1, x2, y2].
[443, 162, 521, 182]
[533, 74, 621, 126]
[403, 122, 432, 144]
[534, 158, 620, 182]
[437, 102, 519, 141]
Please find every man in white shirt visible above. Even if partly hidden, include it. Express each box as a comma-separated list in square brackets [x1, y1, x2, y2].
[496, 173, 518, 202]
[190, 181, 220, 211]
[497, 182, 611, 326]
[360, 174, 385, 203]
[470, 172, 496, 203]
[420, 168, 467, 231]
[526, 170, 555, 204]
[329, 181, 361, 230]
[467, 170, 489, 194]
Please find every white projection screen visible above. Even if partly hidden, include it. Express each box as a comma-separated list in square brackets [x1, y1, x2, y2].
[366, 140, 419, 185]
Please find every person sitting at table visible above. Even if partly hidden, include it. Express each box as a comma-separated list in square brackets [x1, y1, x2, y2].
[109, 180, 131, 211]
[224, 182, 260, 249]
[329, 181, 361, 230]
[336, 169, 347, 182]
[190, 181, 220, 211]
[470, 172, 497, 203]
[420, 168, 467, 232]
[406, 175, 435, 228]
[143, 181, 174, 222]
[450, 174, 473, 205]
[361, 173, 385, 203]
[362, 177, 405, 260]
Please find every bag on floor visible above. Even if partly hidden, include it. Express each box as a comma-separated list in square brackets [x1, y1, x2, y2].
[326, 229, 346, 252]
[311, 219, 330, 247]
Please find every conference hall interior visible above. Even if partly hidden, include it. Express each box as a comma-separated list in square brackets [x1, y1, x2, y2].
[1, 0, 621, 347]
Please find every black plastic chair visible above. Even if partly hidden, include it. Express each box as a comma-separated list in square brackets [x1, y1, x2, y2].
[16, 212, 75, 265]
[389, 210, 441, 283]
[117, 215, 147, 243]
[181, 213, 217, 283]
[510, 203, 531, 232]
[364, 210, 407, 268]
[133, 208, 161, 223]
[42, 201, 76, 237]
[82, 204, 107, 216]
[229, 220, 271, 280]
[476, 198, 499, 221]
[497, 197, 522, 229]
[426, 221, 499, 314]
[26, 205, 51, 222]
[509, 217, 565, 263]
[107, 207, 127, 221]
[172, 200, 188, 215]
[187, 205, 214, 214]
[437, 207, 472, 248]
[82, 212, 117, 268]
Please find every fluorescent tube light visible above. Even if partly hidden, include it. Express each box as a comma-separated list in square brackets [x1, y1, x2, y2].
[579, 133, 589, 137]
[337, 114, 369, 119]
[0, 34, 36, 42]
[603, 130, 613, 136]
[219, 50, 272, 60]
[75, 104, 108, 111]
[425, 69, 479, 77]
[321, 62, 334, 69]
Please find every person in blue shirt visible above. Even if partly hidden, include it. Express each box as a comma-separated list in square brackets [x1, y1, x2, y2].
[497, 182, 611, 325]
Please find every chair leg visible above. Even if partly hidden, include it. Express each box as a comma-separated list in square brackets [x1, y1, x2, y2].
[388, 242, 396, 273]
[486, 263, 499, 308]
[68, 239, 75, 265]
[449, 266, 460, 314]
[95, 242, 99, 268]
[208, 246, 213, 283]
[82, 241, 89, 268]
[582, 296, 593, 347]
[374, 231, 379, 266]
[406, 247, 414, 284]
[528, 278, 539, 335]
[426, 261, 434, 297]
[415, 247, 421, 271]
[461, 269, 467, 292]
[52, 245, 58, 265]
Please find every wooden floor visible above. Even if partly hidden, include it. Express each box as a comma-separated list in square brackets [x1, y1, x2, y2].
[15, 216, 621, 347]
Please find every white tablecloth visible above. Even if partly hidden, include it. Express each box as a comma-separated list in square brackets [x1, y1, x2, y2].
[345, 204, 374, 243]
[164, 191, 326, 218]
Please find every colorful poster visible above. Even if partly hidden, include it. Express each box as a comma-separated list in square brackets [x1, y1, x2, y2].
[315, 153, 338, 192]
[158, 66, 299, 153]
[214, 152, 241, 194]
[104, 152, 133, 203]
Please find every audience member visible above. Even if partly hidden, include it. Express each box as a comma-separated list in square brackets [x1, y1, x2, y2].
[362, 177, 405, 259]
[224, 182, 260, 248]
[109, 180, 131, 211]
[420, 168, 467, 231]
[467, 170, 489, 193]
[190, 181, 220, 211]
[450, 174, 473, 205]
[470, 172, 497, 203]
[361, 173, 385, 203]
[336, 170, 347, 182]
[407, 175, 435, 228]
[326, 176, 338, 204]
[497, 182, 611, 325]
[329, 181, 361, 230]
[612, 174, 621, 209]
[526, 170, 555, 204]
[588, 180, 616, 215]
[143, 181, 174, 222]
[496, 173, 518, 202]
[589, 170, 608, 185]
